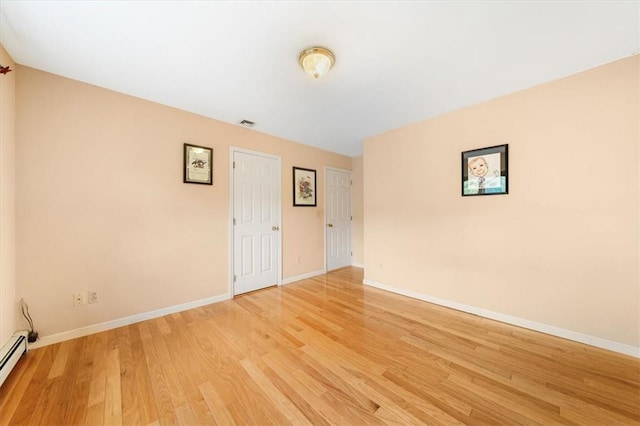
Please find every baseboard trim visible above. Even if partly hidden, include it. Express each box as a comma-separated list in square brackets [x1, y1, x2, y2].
[351, 263, 364, 268]
[281, 269, 327, 285]
[363, 278, 639, 358]
[29, 294, 231, 350]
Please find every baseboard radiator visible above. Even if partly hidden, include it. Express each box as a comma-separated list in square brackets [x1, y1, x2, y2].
[0, 332, 28, 388]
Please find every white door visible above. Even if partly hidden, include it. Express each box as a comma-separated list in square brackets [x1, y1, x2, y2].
[326, 168, 352, 271]
[233, 151, 280, 295]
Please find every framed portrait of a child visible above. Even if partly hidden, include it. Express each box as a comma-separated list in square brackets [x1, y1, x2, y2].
[461, 144, 508, 196]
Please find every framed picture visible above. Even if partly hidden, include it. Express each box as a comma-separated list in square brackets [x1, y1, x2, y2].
[184, 143, 213, 185]
[293, 167, 317, 206]
[462, 144, 508, 196]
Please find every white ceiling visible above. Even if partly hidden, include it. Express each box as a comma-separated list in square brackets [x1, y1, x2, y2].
[1, 1, 638, 157]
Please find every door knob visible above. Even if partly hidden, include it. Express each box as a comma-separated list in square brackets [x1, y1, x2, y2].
[327, 223, 333, 228]
[272, 226, 279, 231]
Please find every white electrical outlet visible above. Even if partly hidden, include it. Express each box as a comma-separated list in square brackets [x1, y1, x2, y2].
[73, 292, 86, 306]
[88, 291, 98, 304]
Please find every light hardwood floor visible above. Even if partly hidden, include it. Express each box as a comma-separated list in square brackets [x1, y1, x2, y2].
[1, 267, 638, 425]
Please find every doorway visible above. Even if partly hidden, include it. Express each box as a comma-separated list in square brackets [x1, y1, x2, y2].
[326, 167, 352, 271]
[230, 148, 281, 295]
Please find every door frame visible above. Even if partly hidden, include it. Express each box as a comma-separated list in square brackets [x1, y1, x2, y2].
[229, 146, 282, 296]
[324, 166, 353, 271]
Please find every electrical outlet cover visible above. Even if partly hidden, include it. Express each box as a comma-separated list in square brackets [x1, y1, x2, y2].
[74, 292, 86, 306]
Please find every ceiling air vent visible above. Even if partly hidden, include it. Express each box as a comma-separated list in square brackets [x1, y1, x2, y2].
[239, 119, 255, 128]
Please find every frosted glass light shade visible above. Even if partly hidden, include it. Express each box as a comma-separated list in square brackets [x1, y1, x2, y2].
[299, 47, 335, 79]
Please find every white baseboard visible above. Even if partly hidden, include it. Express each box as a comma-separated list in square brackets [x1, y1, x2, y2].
[29, 294, 231, 350]
[281, 269, 326, 285]
[31, 268, 330, 349]
[351, 263, 364, 268]
[363, 278, 639, 358]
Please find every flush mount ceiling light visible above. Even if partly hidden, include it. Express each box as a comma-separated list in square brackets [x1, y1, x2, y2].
[298, 47, 335, 79]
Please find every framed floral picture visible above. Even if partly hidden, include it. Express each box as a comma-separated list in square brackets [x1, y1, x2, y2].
[462, 144, 508, 196]
[184, 143, 213, 185]
[293, 167, 316, 206]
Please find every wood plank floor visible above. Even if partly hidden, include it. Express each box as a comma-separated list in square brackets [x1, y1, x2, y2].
[1, 267, 639, 425]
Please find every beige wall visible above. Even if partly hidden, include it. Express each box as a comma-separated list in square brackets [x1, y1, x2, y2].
[16, 66, 351, 338]
[364, 56, 639, 348]
[0, 44, 17, 346]
[351, 156, 364, 266]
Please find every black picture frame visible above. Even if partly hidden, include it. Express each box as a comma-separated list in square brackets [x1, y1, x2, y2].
[184, 143, 213, 185]
[462, 144, 508, 196]
[293, 167, 317, 207]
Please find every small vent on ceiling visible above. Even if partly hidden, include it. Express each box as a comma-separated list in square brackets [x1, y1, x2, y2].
[239, 119, 255, 128]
